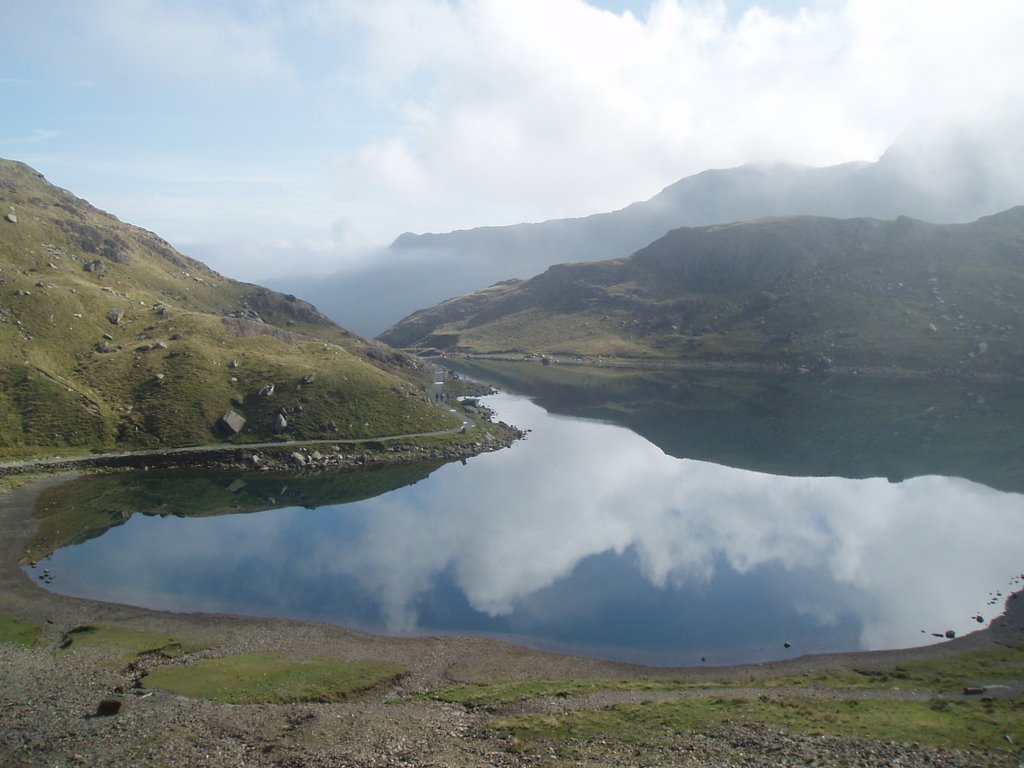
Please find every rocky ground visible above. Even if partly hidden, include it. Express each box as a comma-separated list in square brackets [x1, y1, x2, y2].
[2, 476, 1023, 767]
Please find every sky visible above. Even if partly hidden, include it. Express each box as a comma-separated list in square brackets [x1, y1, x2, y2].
[3, 0, 1024, 282]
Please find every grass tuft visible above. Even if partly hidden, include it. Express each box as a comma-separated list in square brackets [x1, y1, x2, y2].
[59, 623, 206, 662]
[0, 614, 42, 646]
[142, 652, 408, 704]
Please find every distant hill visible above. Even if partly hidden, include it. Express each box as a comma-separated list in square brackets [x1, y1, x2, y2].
[379, 209, 1024, 376]
[0, 159, 459, 459]
[272, 119, 1024, 336]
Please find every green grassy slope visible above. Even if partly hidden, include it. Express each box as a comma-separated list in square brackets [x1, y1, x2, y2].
[0, 159, 458, 459]
[380, 211, 1024, 375]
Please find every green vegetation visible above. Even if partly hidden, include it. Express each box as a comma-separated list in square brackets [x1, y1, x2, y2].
[382, 210, 1024, 378]
[760, 645, 1024, 694]
[427, 645, 1024, 757]
[430, 677, 708, 707]
[490, 696, 1024, 754]
[0, 158, 459, 460]
[433, 643, 1024, 709]
[143, 652, 407, 704]
[0, 613, 42, 646]
[59, 623, 207, 662]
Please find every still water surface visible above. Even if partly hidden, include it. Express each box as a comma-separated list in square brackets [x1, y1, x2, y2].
[34, 391, 1024, 666]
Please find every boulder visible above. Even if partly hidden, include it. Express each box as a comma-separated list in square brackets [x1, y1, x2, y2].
[4, 213, 17, 224]
[272, 413, 288, 433]
[94, 697, 123, 716]
[83, 259, 106, 273]
[106, 308, 124, 325]
[289, 451, 306, 467]
[258, 383, 275, 397]
[301, 373, 316, 385]
[218, 410, 246, 435]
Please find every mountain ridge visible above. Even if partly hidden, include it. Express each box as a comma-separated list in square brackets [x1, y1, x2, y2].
[379, 207, 1024, 377]
[271, 119, 1024, 336]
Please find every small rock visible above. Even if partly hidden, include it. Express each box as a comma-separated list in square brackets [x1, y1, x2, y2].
[4, 213, 17, 224]
[94, 697, 123, 717]
[258, 383, 275, 397]
[106, 309, 124, 325]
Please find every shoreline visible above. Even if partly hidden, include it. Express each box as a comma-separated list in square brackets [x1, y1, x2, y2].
[2, 475, 1023, 766]
[0, 412, 525, 479]
[433, 351, 1024, 383]
[3, 471, 1022, 677]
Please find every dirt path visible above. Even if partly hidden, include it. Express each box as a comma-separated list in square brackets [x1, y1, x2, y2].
[1, 476, 1022, 767]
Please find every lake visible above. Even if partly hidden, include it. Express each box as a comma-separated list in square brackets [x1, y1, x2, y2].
[28, 365, 1024, 666]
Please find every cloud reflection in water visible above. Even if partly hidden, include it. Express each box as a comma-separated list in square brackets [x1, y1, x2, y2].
[39, 394, 1024, 664]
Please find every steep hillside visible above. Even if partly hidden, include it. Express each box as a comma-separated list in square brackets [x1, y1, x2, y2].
[379, 210, 1024, 375]
[0, 159, 459, 459]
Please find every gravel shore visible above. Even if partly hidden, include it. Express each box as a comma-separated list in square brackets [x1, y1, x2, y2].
[2, 475, 1022, 767]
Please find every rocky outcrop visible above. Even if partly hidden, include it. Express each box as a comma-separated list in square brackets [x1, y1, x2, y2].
[218, 411, 246, 435]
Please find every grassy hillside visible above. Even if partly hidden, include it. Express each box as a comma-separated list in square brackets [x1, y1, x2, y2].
[380, 211, 1024, 375]
[0, 159, 458, 459]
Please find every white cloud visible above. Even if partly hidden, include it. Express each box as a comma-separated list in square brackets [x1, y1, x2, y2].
[330, 0, 1024, 235]
[8, 0, 1024, 279]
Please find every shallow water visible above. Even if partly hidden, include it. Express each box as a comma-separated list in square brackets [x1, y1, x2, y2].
[31, 390, 1024, 666]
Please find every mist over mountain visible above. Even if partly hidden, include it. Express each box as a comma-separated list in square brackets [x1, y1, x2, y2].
[270, 118, 1024, 337]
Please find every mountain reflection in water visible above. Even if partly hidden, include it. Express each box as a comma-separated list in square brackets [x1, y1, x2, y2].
[33, 392, 1024, 666]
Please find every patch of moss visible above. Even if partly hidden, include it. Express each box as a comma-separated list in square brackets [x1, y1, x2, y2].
[0, 614, 42, 646]
[491, 696, 1024, 753]
[143, 652, 407, 704]
[59, 623, 206, 662]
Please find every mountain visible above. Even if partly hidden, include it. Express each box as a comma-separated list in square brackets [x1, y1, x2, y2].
[271, 118, 1024, 336]
[379, 208, 1024, 376]
[0, 159, 459, 459]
